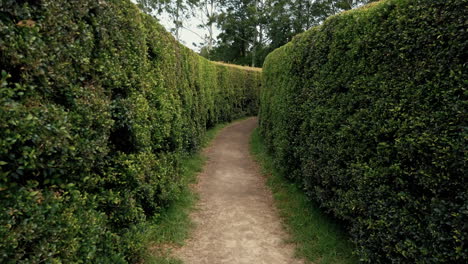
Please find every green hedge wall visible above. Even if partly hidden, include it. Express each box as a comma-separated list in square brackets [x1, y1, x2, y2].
[260, 0, 466, 263]
[0, 0, 261, 262]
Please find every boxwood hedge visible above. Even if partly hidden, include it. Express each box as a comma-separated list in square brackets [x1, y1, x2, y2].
[0, 0, 260, 262]
[260, 0, 466, 263]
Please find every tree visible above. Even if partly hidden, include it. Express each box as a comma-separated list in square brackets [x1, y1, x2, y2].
[196, 0, 219, 51]
[137, 0, 378, 65]
[136, 0, 199, 41]
[214, 0, 256, 64]
[212, 0, 268, 66]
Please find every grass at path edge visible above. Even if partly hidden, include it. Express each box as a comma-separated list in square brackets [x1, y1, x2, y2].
[249, 128, 358, 264]
[143, 118, 250, 264]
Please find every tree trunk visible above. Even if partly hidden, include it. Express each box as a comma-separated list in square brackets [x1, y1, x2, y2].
[251, 0, 258, 67]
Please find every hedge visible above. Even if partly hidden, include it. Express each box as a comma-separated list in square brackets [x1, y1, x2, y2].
[259, 0, 467, 263]
[0, 0, 261, 262]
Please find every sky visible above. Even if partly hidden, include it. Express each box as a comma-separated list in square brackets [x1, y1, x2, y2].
[130, 0, 219, 51]
[157, 13, 220, 52]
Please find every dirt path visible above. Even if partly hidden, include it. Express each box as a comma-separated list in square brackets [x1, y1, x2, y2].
[173, 117, 303, 264]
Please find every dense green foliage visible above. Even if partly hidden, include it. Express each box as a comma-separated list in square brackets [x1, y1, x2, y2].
[260, 0, 467, 262]
[251, 129, 357, 264]
[135, 0, 377, 67]
[205, 0, 376, 67]
[0, 0, 260, 262]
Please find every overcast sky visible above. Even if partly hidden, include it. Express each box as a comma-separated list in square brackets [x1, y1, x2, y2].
[158, 13, 220, 51]
[130, 0, 218, 51]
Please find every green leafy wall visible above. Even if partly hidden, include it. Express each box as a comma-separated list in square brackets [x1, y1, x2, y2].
[260, 0, 466, 263]
[0, 0, 260, 262]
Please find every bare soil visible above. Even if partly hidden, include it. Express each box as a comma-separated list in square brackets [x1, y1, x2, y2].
[173, 117, 303, 264]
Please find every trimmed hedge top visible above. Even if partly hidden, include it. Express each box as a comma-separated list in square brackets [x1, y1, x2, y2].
[260, 0, 467, 263]
[0, 0, 260, 262]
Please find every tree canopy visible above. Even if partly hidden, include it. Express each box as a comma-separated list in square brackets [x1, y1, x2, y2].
[139, 0, 377, 66]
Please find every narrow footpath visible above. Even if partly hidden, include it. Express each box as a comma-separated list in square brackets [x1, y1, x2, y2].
[173, 117, 303, 264]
